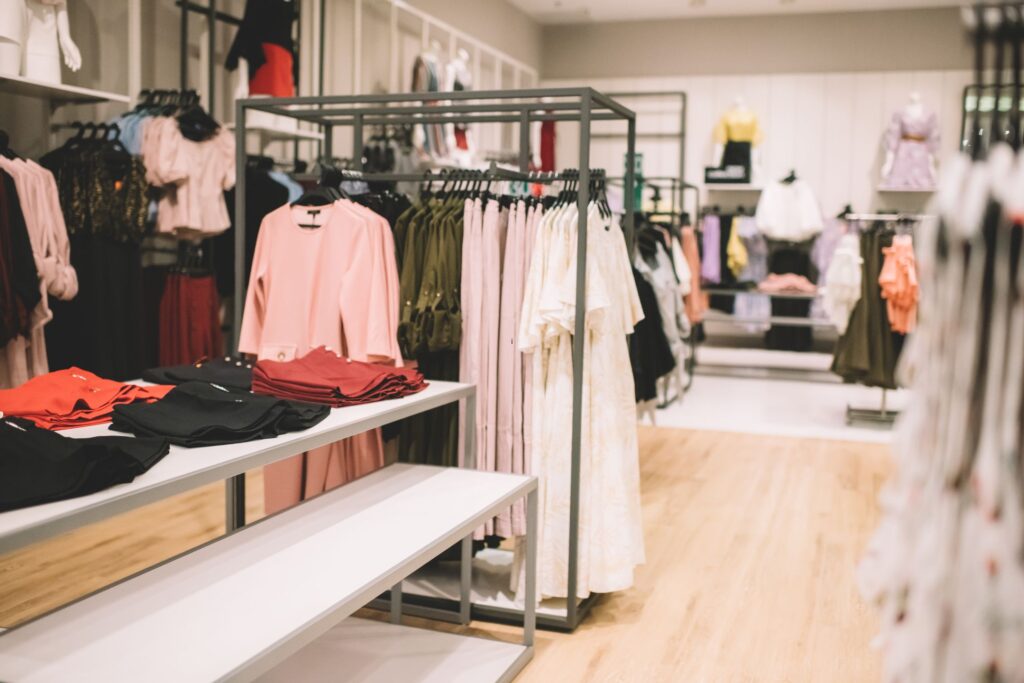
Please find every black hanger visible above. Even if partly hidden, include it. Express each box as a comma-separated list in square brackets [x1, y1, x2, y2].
[837, 203, 854, 219]
[781, 169, 798, 184]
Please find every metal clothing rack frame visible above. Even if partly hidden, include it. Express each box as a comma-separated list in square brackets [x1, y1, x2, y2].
[596, 91, 690, 217]
[232, 87, 638, 632]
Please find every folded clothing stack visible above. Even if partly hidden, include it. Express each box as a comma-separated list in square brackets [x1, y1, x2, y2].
[757, 273, 818, 295]
[0, 368, 172, 430]
[0, 417, 170, 511]
[110, 380, 330, 447]
[141, 356, 254, 391]
[252, 346, 427, 406]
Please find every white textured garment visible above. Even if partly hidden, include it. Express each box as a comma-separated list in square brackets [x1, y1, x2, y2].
[821, 233, 863, 334]
[755, 179, 824, 242]
[515, 203, 646, 600]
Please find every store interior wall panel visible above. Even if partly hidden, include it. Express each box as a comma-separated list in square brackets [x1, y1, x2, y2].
[546, 69, 972, 216]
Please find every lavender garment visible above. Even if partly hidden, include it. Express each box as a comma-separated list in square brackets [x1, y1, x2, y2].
[880, 109, 940, 191]
[736, 216, 768, 284]
[700, 214, 721, 284]
[810, 217, 849, 320]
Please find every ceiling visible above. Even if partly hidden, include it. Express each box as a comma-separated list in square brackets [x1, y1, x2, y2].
[508, 0, 962, 24]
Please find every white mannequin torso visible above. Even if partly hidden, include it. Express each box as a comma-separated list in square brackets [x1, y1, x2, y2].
[0, 0, 26, 75]
[23, 0, 61, 82]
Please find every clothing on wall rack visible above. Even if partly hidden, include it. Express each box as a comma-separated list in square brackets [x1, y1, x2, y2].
[232, 87, 639, 633]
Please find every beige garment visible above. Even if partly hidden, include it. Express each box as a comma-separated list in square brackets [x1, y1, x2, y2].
[457, 198, 480, 467]
[0, 157, 76, 387]
[494, 199, 530, 537]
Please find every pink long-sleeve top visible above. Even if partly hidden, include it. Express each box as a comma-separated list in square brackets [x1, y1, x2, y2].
[238, 201, 401, 364]
[238, 200, 402, 515]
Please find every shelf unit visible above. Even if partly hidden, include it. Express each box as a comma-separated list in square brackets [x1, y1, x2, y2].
[0, 464, 538, 683]
[232, 88, 638, 632]
[227, 123, 325, 143]
[0, 381, 472, 555]
[0, 74, 130, 107]
[705, 184, 763, 192]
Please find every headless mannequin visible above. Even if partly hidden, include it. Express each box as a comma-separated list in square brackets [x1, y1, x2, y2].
[0, 0, 25, 75]
[232, 57, 297, 132]
[445, 47, 474, 164]
[713, 96, 762, 183]
[0, 0, 80, 82]
[881, 91, 935, 180]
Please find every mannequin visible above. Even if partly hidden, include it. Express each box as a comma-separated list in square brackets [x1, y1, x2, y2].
[880, 92, 938, 188]
[445, 47, 474, 164]
[226, 0, 298, 132]
[712, 96, 763, 183]
[0, 0, 25, 75]
[25, 0, 81, 83]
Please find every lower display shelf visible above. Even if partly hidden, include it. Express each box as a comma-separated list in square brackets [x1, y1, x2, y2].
[0, 464, 535, 682]
[257, 617, 530, 683]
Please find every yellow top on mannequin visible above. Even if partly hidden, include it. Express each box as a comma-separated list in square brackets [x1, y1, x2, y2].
[713, 109, 763, 146]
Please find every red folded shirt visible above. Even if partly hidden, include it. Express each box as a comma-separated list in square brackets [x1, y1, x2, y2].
[0, 368, 173, 430]
[252, 347, 427, 406]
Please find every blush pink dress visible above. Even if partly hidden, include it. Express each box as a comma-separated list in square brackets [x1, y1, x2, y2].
[239, 200, 402, 514]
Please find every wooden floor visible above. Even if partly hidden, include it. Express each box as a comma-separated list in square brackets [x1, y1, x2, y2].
[0, 427, 891, 682]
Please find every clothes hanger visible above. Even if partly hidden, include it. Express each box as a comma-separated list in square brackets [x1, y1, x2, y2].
[781, 169, 798, 184]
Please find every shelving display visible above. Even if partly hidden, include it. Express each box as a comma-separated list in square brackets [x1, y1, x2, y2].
[0, 74, 130, 106]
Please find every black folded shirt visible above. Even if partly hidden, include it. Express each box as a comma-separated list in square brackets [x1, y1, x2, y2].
[141, 356, 254, 391]
[0, 417, 170, 511]
[109, 381, 330, 447]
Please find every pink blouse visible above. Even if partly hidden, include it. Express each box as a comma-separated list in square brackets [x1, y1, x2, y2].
[141, 117, 235, 237]
[239, 200, 402, 514]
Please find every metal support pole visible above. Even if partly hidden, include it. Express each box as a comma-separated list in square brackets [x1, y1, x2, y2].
[679, 94, 688, 217]
[353, 114, 364, 170]
[460, 389, 476, 624]
[207, 0, 217, 115]
[389, 582, 402, 624]
[625, 116, 637, 248]
[324, 125, 334, 160]
[518, 109, 531, 172]
[459, 535, 472, 624]
[180, 0, 189, 90]
[233, 99, 247, 351]
[524, 487, 538, 646]
[225, 475, 245, 532]
[566, 90, 592, 628]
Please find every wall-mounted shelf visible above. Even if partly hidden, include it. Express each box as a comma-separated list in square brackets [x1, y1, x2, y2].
[228, 123, 324, 142]
[877, 187, 936, 194]
[0, 74, 130, 106]
[705, 184, 763, 192]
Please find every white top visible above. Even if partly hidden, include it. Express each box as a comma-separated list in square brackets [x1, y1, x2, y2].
[755, 179, 824, 242]
[0, 464, 535, 683]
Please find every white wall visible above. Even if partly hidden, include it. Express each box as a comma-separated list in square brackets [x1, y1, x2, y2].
[545, 71, 972, 218]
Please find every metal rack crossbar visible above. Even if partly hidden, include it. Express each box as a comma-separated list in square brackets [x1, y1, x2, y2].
[233, 87, 637, 632]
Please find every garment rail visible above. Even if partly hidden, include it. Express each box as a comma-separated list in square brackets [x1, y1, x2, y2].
[233, 87, 638, 632]
[839, 213, 926, 425]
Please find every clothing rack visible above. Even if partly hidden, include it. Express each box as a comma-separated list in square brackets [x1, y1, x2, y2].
[596, 92, 690, 216]
[844, 213, 931, 222]
[847, 388, 899, 425]
[233, 87, 637, 632]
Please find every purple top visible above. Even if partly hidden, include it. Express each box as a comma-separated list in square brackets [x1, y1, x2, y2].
[700, 214, 721, 284]
[880, 109, 939, 191]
